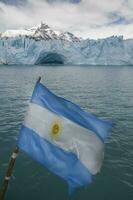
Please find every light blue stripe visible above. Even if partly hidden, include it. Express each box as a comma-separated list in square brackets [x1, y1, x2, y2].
[31, 82, 113, 142]
[17, 125, 92, 193]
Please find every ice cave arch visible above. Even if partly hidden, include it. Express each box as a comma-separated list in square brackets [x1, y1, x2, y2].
[35, 52, 65, 65]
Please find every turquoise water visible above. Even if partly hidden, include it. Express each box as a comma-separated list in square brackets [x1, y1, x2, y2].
[0, 65, 133, 200]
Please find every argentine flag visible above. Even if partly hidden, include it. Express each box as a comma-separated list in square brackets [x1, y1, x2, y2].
[18, 79, 113, 193]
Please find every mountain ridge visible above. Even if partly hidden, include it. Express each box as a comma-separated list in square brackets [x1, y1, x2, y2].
[0, 22, 81, 42]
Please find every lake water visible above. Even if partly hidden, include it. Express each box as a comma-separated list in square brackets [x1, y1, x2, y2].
[0, 65, 133, 200]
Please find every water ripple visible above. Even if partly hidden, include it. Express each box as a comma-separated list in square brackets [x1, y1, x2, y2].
[0, 65, 133, 200]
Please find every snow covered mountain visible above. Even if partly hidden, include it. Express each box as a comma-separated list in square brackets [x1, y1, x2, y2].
[0, 22, 133, 65]
[0, 23, 80, 42]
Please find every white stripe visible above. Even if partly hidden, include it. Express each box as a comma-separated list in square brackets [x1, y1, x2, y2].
[23, 103, 104, 175]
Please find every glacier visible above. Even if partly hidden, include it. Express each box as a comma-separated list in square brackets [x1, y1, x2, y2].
[0, 23, 133, 65]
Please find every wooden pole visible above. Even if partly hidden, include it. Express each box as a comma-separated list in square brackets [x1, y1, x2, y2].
[0, 147, 19, 200]
[0, 76, 41, 200]
[37, 76, 41, 83]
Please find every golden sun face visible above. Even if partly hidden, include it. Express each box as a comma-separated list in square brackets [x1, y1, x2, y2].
[50, 120, 62, 140]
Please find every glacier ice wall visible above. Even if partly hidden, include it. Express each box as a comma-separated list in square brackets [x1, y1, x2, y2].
[0, 35, 133, 65]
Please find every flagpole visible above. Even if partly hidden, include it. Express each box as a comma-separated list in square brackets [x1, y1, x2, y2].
[0, 76, 41, 200]
[0, 147, 19, 200]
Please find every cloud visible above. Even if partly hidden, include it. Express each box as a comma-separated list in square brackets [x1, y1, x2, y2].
[0, 0, 133, 39]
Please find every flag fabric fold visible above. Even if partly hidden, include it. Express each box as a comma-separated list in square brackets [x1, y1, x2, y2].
[18, 80, 113, 193]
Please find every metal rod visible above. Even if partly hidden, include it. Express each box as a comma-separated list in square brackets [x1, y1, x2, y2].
[0, 76, 41, 200]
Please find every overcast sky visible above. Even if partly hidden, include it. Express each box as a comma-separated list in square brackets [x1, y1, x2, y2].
[0, 0, 133, 39]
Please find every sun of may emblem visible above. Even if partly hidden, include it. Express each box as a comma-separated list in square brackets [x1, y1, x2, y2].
[50, 120, 62, 140]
